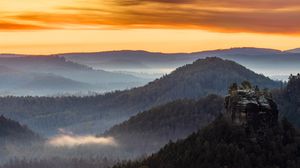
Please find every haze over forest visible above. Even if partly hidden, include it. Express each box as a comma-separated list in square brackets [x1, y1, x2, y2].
[0, 51, 299, 164]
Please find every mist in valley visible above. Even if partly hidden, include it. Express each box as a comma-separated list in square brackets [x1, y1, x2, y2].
[0, 132, 153, 167]
[0, 49, 300, 168]
[0, 56, 151, 97]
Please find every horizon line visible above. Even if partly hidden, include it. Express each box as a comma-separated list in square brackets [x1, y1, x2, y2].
[0, 46, 293, 57]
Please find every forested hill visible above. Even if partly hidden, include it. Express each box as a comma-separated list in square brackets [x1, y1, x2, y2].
[0, 58, 280, 135]
[116, 57, 278, 107]
[104, 95, 223, 154]
[114, 117, 300, 168]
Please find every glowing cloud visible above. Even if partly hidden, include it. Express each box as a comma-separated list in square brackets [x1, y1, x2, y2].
[47, 134, 118, 147]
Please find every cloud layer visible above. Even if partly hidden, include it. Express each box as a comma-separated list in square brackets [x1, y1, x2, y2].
[1, 0, 300, 34]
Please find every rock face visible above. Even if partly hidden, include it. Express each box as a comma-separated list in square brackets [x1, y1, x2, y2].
[225, 83, 278, 136]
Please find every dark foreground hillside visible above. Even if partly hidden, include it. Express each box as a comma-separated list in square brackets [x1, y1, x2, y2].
[0, 58, 280, 135]
[114, 117, 300, 168]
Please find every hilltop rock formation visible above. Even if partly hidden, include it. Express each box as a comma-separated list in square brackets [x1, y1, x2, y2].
[225, 82, 279, 141]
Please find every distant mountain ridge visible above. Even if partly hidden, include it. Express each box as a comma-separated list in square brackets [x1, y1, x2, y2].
[61, 47, 282, 67]
[59, 47, 300, 79]
[2, 47, 300, 80]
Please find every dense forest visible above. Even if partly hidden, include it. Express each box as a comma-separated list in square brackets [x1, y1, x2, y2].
[104, 95, 223, 154]
[273, 74, 300, 127]
[113, 117, 300, 168]
[0, 58, 280, 135]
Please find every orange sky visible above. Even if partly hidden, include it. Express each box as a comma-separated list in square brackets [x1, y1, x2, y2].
[1, 0, 300, 54]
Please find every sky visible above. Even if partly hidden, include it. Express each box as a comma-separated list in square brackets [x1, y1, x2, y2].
[1, 0, 300, 54]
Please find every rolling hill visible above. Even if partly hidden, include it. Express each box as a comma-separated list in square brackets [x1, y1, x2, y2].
[0, 58, 280, 135]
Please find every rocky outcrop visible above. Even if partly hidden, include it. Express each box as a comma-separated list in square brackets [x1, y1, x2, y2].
[225, 83, 278, 137]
